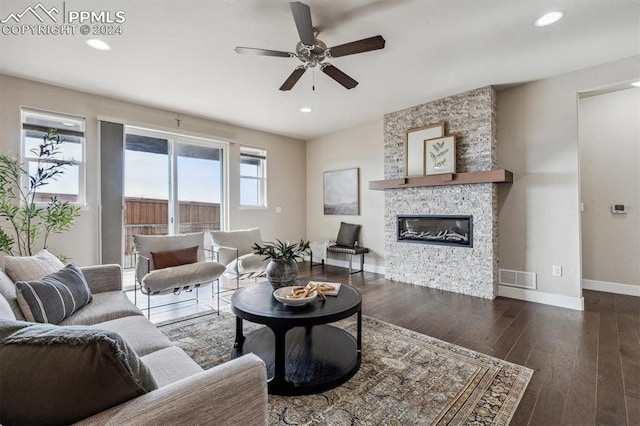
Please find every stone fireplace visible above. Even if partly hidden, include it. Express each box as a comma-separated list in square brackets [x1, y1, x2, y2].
[383, 86, 498, 299]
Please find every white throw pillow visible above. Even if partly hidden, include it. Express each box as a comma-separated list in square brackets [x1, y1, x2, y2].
[3, 249, 65, 282]
[225, 253, 269, 275]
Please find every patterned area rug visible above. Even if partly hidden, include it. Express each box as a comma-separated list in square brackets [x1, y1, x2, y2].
[158, 311, 532, 425]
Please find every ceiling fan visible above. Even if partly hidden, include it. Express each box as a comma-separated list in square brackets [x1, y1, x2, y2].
[234, 1, 386, 91]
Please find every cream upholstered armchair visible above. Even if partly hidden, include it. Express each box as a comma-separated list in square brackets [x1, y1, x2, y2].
[209, 228, 269, 289]
[133, 232, 226, 317]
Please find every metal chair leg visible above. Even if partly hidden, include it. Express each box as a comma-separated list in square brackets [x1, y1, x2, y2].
[147, 291, 151, 319]
[348, 253, 365, 274]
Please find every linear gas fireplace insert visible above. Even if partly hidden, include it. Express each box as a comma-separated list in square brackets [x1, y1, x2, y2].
[397, 215, 473, 247]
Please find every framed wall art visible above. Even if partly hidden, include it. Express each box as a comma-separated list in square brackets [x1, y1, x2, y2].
[425, 135, 456, 175]
[323, 168, 359, 215]
[404, 122, 444, 176]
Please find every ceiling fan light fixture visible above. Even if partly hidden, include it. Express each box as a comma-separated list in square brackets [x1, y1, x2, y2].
[300, 107, 312, 113]
[235, 1, 384, 91]
[534, 11, 564, 27]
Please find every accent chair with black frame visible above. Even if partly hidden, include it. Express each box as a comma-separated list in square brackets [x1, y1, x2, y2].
[310, 222, 370, 274]
[133, 232, 226, 318]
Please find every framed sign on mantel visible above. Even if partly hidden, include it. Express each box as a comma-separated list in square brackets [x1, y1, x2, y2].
[405, 122, 444, 177]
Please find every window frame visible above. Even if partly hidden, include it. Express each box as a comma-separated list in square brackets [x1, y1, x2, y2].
[239, 145, 267, 208]
[20, 108, 86, 206]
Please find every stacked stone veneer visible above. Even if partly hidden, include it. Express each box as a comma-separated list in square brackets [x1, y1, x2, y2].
[384, 86, 498, 299]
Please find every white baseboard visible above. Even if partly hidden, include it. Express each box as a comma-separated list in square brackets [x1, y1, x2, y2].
[498, 285, 584, 311]
[582, 279, 640, 297]
[323, 258, 386, 275]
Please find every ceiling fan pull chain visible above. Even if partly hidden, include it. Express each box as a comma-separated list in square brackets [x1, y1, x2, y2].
[313, 68, 315, 91]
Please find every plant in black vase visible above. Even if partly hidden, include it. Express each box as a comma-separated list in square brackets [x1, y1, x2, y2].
[253, 239, 310, 289]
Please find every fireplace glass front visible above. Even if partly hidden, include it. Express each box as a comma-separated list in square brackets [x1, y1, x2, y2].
[397, 215, 473, 247]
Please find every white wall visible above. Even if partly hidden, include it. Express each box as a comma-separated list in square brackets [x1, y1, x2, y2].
[579, 87, 640, 287]
[0, 74, 306, 266]
[497, 55, 640, 304]
[302, 55, 640, 299]
[306, 119, 385, 272]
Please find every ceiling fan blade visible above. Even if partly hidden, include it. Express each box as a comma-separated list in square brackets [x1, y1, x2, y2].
[234, 47, 292, 58]
[279, 67, 306, 91]
[328, 35, 386, 58]
[290, 2, 315, 46]
[322, 64, 358, 89]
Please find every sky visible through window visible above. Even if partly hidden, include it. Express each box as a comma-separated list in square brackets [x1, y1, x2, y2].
[124, 150, 221, 203]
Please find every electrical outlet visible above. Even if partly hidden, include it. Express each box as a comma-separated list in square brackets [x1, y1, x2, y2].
[552, 265, 562, 277]
[275, 206, 282, 213]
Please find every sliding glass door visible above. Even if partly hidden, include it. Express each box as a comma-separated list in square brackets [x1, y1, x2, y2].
[123, 128, 224, 268]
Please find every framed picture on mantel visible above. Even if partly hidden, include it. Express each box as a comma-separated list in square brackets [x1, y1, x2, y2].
[405, 122, 444, 176]
[425, 135, 456, 175]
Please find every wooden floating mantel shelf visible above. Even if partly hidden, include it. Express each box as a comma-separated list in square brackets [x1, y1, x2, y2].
[369, 169, 513, 190]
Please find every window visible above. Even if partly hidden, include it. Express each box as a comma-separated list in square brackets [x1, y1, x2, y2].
[240, 146, 267, 207]
[122, 127, 225, 268]
[21, 109, 85, 204]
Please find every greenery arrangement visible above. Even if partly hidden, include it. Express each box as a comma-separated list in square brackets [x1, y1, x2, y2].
[0, 129, 81, 256]
[253, 239, 310, 262]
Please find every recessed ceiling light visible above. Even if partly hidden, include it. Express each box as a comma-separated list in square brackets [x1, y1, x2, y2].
[85, 39, 111, 51]
[534, 11, 564, 27]
[631, 81, 640, 87]
[300, 107, 312, 113]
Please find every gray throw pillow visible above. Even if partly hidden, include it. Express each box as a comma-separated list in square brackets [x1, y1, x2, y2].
[16, 263, 93, 324]
[336, 222, 361, 248]
[0, 321, 157, 425]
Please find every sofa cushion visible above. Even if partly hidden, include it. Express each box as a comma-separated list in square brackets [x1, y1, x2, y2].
[59, 290, 143, 326]
[141, 261, 225, 295]
[3, 249, 65, 282]
[16, 264, 93, 324]
[336, 222, 361, 248]
[226, 253, 269, 275]
[151, 246, 198, 270]
[141, 346, 204, 387]
[0, 321, 157, 426]
[209, 228, 263, 265]
[0, 270, 25, 320]
[134, 233, 205, 284]
[96, 315, 174, 357]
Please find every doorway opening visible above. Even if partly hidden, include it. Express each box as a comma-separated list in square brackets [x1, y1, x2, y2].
[123, 127, 225, 269]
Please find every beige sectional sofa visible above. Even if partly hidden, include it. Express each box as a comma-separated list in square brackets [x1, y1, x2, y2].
[0, 263, 268, 425]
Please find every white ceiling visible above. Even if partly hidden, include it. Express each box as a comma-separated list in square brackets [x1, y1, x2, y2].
[1, 0, 639, 140]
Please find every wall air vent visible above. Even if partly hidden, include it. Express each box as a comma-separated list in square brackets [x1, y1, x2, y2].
[499, 269, 537, 290]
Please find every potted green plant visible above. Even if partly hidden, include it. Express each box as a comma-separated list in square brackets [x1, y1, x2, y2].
[0, 129, 81, 257]
[253, 239, 310, 289]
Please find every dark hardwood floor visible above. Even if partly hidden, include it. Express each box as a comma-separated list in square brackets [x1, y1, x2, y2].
[134, 263, 640, 426]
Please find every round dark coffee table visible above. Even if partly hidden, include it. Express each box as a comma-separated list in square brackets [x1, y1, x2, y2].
[230, 281, 362, 395]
